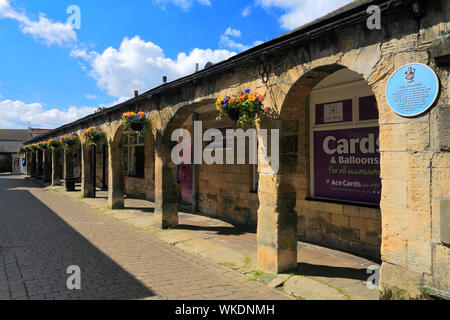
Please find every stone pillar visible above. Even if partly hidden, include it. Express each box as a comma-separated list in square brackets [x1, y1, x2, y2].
[81, 143, 96, 198]
[108, 140, 124, 209]
[30, 150, 36, 177]
[64, 148, 75, 191]
[36, 150, 43, 179]
[51, 148, 63, 186]
[26, 152, 32, 176]
[154, 141, 179, 229]
[102, 144, 108, 190]
[257, 174, 298, 273]
[256, 119, 298, 274]
[43, 149, 52, 183]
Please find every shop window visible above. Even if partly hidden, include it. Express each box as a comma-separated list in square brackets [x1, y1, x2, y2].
[310, 94, 380, 206]
[315, 99, 353, 125]
[124, 134, 145, 179]
[359, 96, 379, 121]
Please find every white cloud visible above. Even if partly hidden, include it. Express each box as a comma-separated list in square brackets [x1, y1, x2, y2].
[219, 28, 262, 52]
[241, 6, 252, 17]
[256, 0, 354, 30]
[0, 0, 76, 46]
[219, 35, 250, 51]
[154, 0, 211, 11]
[225, 27, 241, 38]
[72, 36, 236, 97]
[0, 99, 96, 129]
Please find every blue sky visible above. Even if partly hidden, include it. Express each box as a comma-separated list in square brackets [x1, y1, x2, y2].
[0, 0, 353, 129]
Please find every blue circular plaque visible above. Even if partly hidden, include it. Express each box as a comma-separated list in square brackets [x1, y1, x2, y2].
[386, 63, 439, 117]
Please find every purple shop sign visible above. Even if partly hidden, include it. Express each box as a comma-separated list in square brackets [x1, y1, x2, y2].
[313, 127, 381, 205]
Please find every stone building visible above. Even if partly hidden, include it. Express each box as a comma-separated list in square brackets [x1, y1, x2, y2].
[24, 0, 449, 298]
[0, 128, 51, 173]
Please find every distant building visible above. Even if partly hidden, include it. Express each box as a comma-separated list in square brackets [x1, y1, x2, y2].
[0, 127, 51, 173]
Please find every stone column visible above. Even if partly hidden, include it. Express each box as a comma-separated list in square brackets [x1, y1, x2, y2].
[64, 148, 75, 191]
[108, 140, 124, 209]
[81, 143, 96, 198]
[43, 149, 52, 182]
[31, 150, 37, 177]
[36, 149, 43, 179]
[256, 119, 298, 274]
[154, 141, 179, 229]
[257, 174, 298, 273]
[51, 148, 63, 186]
[26, 152, 32, 176]
[102, 144, 108, 190]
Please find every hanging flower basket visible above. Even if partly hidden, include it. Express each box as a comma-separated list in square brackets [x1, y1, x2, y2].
[17, 147, 25, 154]
[30, 144, 39, 151]
[59, 135, 80, 150]
[82, 127, 106, 146]
[47, 137, 61, 149]
[216, 89, 266, 126]
[122, 112, 152, 137]
[23, 146, 32, 153]
[38, 141, 48, 150]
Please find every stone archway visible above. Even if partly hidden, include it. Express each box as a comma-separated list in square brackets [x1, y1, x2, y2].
[108, 120, 157, 209]
[155, 99, 215, 228]
[257, 64, 383, 273]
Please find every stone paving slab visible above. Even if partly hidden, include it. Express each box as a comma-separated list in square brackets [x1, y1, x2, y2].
[0, 176, 290, 300]
[31, 178, 381, 300]
[283, 276, 350, 300]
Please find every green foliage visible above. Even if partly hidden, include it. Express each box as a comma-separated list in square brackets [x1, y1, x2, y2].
[215, 89, 266, 126]
[122, 112, 152, 137]
[82, 127, 106, 146]
[59, 135, 80, 150]
[380, 287, 410, 300]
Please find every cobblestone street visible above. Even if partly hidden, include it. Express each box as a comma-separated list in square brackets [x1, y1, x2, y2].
[0, 175, 289, 300]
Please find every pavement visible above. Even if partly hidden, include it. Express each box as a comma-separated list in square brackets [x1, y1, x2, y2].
[0, 174, 289, 300]
[0, 174, 380, 300]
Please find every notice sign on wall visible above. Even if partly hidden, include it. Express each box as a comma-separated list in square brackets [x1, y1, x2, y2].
[386, 63, 439, 117]
[313, 127, 381, 205]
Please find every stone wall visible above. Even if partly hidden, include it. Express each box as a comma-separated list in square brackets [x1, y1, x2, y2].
[26, 0, 450, 297]
[124, 133, 155, 201]
[95, 147, 108, 189]
[195, 111, 259, 226]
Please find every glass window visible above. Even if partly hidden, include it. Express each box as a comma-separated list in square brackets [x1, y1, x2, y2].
[311, 95, 380, 206]
[315, 99, 353, 125]
[359, 96, 379, 121]
[124, 134, 145, 179]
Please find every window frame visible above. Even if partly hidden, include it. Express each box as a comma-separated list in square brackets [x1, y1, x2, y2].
[123, 134, 145, 179]
[309, 80, 379, 204]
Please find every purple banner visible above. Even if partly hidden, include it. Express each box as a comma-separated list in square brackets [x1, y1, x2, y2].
[313, 127, 381, 205]
[359, 95, 379, 121]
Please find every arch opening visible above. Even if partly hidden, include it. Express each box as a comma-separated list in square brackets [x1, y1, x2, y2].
[278, 64, 382, 261]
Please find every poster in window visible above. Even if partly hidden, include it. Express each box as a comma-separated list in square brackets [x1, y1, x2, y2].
[313, 127, 381, 205]
[324, 102, 343, 123]
[316, 99, 352, 125]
